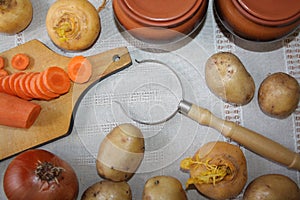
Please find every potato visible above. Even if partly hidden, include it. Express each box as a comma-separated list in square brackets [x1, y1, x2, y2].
[205, 52, 255, 105]
[46, 0, 101, 51]
[258, 72, 300, 119]
[81, 180, 132, 200]
[142, 176, 187, 200]
[180, 141, 247, 200]
[243, 174, 300, 200]
[0, 0, 33, 34]
[96, 123, 145, 182]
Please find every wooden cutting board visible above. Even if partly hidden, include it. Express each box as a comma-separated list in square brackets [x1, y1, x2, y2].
[0, 40, 132, 160]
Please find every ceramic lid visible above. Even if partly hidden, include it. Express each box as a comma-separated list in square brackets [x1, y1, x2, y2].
[233, 0, 300, 25]
[119, 0, 203, 26]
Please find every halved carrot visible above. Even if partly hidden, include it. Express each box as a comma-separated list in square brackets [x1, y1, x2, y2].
[0, 69, 9, 77]
[0, 92, 41, 128]
[11, 53, 30, 71]
[36, 71, 59, 99]
[67, 55, 92, 83]
[42, 66, 71, 94]
[0, 56, 5, 69]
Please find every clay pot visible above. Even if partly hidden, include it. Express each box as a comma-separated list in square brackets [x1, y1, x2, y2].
[214, 0, 300, 42]
[113, 0, 208, 43]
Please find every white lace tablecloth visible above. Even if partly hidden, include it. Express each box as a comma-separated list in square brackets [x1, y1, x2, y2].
[0, 0, 299, 199]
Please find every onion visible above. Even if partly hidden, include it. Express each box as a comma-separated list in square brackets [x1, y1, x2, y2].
[0, 0, 33, 34]
[3, 149, 79, 200]
[46, 0, 101, 51]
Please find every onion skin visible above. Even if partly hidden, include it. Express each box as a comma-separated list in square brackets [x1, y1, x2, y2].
[3, 149, 79, 200]
[46, 0, 101, 51]
[0, 0, 33, 34]
[182, 141, 248, 200]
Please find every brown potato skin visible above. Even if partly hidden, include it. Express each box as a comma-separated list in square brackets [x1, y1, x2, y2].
[258, 72, 300, 119]
[81, 180, 132, 200]
[142, 176, 187, 200]
[96, 124, 145, 182]
[190, 141, 247, 200]
[243, 174, 300, 200]
[205, 52, 255, 105]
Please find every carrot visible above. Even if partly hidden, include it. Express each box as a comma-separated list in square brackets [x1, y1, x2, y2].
[42, 66, 71, 94]
[0, 69, 9, 77]
[8, 72, 25, 96]
[25, 72, 40, 99]
[13, 73, 32, 100]
[11, 53, 30, 70]
[2, 75, 15, 96]
[36, 71, 59, 99]
[0, 56, 5, 69]
[0, 92, 41, 128]
[67, 55, 92, 83]
[30, 73, 52, 100]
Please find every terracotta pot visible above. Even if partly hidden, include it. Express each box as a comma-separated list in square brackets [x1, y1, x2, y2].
[113, 0, 208, 43]
[214, 0, 300, 42]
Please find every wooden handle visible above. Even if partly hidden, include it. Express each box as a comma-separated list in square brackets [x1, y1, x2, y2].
[179, 100, 300, 171]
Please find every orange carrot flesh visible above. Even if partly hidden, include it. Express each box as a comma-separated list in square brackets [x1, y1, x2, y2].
[13, 73, 32, 100]
[0, 69, 9, 77]
[8, 72, 25, 96]
[0, 56, 5, 69]
[43, 66, 71, 94]
[36, 71, 59, 99]
[25, 72, 39, 99]
[67, 55, 92, 83]
[30, 73, 52, 100]
[0, 92, 41, 128]
[11, 53, 30, 71]
[19, 72, 34, 99]
[2, 76, 15, 96]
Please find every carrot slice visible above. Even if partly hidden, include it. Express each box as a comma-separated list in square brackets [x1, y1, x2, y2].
[0, 56, 5, 69]
[42, 66, 71, 94]
[25, 72, 40, 99]
[30, 73, 52, 100]
[2, 75, 15, 95]
[11, 53, 30, 70]
[19, 72, 35, 99]
[8, 72, 25, 96]
[13, 73, 32, 100]
[0, 92, 41, 128]
[0, 69, 9, 77]
[67, 55, 92, 83]
[0, 76, 5, 93]
[36, 71, 59, 99]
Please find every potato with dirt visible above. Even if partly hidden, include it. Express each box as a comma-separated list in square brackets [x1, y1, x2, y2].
[258, 72, 300, 119]
[243, 174, 300, 200]
[142, 176, 187, 200]
[96, 123, 145, 182]
[205, 52, 255, 105]
[81, 180, 132, 200]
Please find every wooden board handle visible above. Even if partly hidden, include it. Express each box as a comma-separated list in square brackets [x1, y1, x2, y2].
[179, 100, 300, 171]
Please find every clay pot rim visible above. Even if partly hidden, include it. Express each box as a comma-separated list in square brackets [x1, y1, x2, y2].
[232, 0, 300, 26]
[117, 0, 205, 27]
